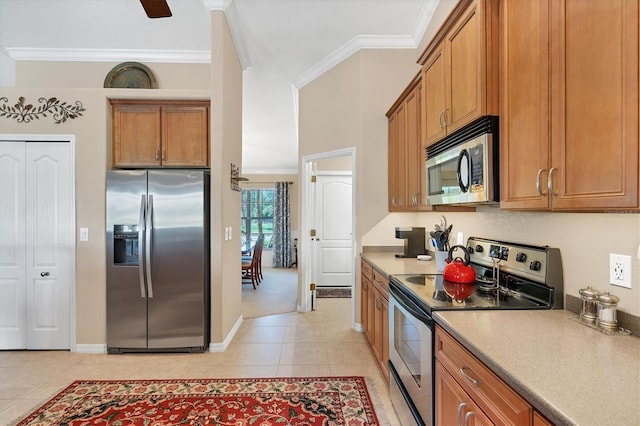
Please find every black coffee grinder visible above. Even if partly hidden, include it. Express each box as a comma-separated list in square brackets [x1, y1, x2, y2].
[394, 227, 427, 258]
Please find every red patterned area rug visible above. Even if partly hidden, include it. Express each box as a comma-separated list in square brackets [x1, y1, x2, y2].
[16, 376, 379, 425]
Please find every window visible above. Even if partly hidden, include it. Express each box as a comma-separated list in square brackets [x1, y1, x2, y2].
[241, 189, 274, 248]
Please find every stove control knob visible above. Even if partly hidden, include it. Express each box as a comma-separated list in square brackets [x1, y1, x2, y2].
[516, 252, 527, 263]
[475, 245, 484, 253]
[529, 260, 542, 271]
[467, 246, 474, 254]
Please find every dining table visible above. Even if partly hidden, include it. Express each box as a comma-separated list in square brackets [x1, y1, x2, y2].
[241, 240, 255, 256]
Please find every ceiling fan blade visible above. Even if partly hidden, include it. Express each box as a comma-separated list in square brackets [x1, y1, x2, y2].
[139, 0, 172, 18]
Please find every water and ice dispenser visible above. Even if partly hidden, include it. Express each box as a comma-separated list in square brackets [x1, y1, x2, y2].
[113, 225, 139, 265]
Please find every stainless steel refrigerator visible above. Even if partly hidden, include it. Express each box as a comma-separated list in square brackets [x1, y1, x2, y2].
[106, 169, 210, 353]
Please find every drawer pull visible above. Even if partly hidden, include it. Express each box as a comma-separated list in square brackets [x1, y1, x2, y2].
[460, 366, 480, 386]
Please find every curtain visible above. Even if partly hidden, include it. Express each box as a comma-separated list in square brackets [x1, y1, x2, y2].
[272, 182, 292, 268]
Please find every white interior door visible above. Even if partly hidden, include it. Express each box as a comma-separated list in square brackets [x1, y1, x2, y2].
[0, 142, 27, 348]
[0, 141, 73, 350]
[313, 173, 353, 287]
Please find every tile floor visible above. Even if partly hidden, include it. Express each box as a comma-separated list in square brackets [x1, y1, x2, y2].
[0, 298, 399, 425]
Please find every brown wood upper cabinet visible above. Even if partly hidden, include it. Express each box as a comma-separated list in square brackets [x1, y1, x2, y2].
[419, 0, 499, 148]
[111, 99, 210, 168]
[387, 73, 428, 211]
[500, 0, 639, 211]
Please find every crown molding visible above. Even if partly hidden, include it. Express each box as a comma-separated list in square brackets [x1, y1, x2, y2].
[201, 0, 251, 70]
[293, 34, 416, 89]
[412, 0, 439, 44]
[4, 47, 210, 63]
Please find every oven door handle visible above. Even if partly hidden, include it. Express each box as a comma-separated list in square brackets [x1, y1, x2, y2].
[390, 283, 433, 327]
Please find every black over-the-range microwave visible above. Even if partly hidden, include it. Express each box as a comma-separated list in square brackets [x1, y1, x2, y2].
[425, 115, 499, 206]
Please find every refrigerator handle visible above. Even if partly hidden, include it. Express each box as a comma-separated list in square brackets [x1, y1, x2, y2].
[145, 194, 154, 298]
[138, 194, 146, 298]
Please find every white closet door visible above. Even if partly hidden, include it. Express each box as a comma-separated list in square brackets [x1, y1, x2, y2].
[25, 142, 73, 349]
[0, 141, 73, 350]
[0, 143, 27, 349]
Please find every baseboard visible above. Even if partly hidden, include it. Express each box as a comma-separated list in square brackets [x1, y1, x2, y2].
[75, 343, 107, 354]
[353, 322, 364, 333]
[209, 314, 243, 352]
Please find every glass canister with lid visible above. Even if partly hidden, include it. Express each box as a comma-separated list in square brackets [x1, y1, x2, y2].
[578, 286, 601, 324]
[595, 292, 620, 332]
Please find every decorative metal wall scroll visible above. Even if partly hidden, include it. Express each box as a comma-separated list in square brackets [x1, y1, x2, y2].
[230, 163, 248, 192]
[0, 96, 86, 124]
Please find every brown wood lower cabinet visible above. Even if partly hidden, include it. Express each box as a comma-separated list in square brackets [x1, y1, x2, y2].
[435, 325, 554, 425]
[436, 362, 493, 426]
[360, 260, 373, 344]
[360, 259, 389, 383]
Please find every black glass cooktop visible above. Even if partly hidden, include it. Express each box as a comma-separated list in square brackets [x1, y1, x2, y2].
[389, 273, 550, 313]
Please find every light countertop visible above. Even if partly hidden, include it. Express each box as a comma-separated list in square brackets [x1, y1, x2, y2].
[362, 251, 640, 425]
[434, 310, 640, 426]
[361, 251, 441, 276]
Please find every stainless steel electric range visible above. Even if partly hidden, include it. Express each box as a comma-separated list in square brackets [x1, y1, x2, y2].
[387, 237, 564, 426]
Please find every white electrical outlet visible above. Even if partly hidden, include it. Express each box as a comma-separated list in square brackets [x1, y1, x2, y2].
[610, 253, 632, 288]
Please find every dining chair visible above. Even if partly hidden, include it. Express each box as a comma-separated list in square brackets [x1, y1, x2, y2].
[242, 234, 264, 289]
[255, 234, 264, 281]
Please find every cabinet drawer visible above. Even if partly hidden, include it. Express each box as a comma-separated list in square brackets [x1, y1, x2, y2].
[372, 269, 389, 299]
[435, 325, 531, 425]
[361, 259, 373, 281]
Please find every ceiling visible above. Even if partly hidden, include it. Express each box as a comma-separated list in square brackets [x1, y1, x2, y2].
[0, 0, 441, 173]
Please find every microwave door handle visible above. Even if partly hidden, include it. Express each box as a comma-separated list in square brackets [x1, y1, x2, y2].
[457, 149, 470, 193]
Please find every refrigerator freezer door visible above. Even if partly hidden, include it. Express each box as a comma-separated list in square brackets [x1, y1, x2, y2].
[146, 170, 208, 350]
[106, 170, 148, 350]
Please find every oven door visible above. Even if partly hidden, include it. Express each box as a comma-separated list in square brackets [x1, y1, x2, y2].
[388, 282, 433, 426]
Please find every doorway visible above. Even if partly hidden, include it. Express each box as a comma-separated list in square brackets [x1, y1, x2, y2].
[0, 135, 76, 350]
[300, 148, 356, 320]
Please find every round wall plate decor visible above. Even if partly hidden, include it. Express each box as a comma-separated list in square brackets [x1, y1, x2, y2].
[104, 62, 158, 89]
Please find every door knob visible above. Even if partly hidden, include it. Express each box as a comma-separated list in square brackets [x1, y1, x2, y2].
[40, 271, 50, 277]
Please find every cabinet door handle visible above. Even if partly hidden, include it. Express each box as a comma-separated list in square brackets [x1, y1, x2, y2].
[464, 411, 475, 426]
[536, 169, 548, 196]
[155, 150, 160, 161]
[459, 366, 480, 386]
[40, 271, 50, 277]
[457, 402, 467, 426]
[547, 167, 558, 196]
[375, 296, 382, 310]
[161, 150, 166, 162]
[443, 109, 449, 127]
[439, 110, 445, 129]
